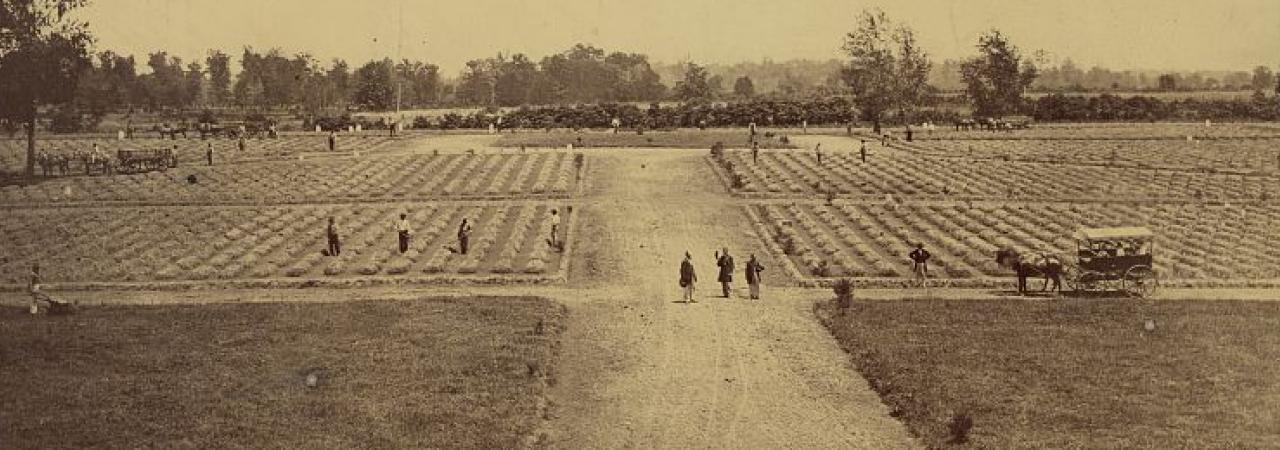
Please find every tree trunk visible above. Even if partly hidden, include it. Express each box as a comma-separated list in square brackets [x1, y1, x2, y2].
[25, 107, 37, 179]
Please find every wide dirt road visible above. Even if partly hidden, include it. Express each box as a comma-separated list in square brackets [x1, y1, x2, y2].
[546, 149, 916, 449]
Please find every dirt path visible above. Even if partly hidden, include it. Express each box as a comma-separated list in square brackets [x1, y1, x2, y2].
[544, 149, 916, 449]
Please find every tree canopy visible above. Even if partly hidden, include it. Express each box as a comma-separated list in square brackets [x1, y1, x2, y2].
[840, 8, 932, 131]
[959, 29, 1038, 118]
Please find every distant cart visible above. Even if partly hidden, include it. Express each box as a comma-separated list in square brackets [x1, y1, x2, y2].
[116, 149, 177, 173]
[1064, 227, 1159, 297]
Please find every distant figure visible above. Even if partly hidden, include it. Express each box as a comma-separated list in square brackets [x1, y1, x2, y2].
[802, 120, 808, 134]
[908, 242, 931, 288]
[748, 121, 757, 140]
[815, 143, 823, 165]
[679, 252, 698, 303]
[457, 218, 472, 255]
[395, 213, 412, 254]
[905, 125, 913, 142]
[28, 263, 43, 314]
[751, 141, 760, 163]
[860, 140, 868, 163]
[611, 117, 621, 133]
[744, 254, 765, 300]
[326, 217, 342, 257]
[846, 122, 853, 135]
[328, 131, 337, 151]
[549, 208, 561, 248]
[171, 144, 180, 167]
[206, 142, 214, 166]
[716, 248, 735, 298]
[237, 135, 246, 152]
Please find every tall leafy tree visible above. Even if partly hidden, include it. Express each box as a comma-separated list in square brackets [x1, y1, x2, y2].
[205, 50, 231, 105]
[1251, 66, 1275, 92]
[184, 62, 203, 106]
[353, 58, 394, 110]
[959, 29, 1038, 118]
[732, 75, 755, 98]
[0, 0, 94, 177]
[840, 9, 931, 132]
[674, 62, 712, 101]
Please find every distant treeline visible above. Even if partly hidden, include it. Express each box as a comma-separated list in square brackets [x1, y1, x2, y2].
[1028, 93, 1280, 122]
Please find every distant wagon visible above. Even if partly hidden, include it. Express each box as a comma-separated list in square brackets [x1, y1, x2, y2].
[1064, 227, 1159, 297]
[116, 148, 177, 173]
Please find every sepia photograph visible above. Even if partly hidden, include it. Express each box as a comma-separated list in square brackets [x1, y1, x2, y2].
[2, 0, 1279, 448]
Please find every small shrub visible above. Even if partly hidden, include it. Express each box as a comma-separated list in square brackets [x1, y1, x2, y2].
[948, 411, 974, 444]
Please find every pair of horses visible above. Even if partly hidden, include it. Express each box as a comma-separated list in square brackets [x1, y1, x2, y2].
[995, 248, 1063, 295]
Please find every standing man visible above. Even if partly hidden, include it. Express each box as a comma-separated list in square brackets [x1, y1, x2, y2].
[328, 130, 337, 152]
[860, 139, 868, 163]
[326, 217, 342, 257]
[395, 213, 412, 254]
[716, 248, 735, 298]
[457, 218, 472, 255]
[679, 252, 698, 303]
[748, 121, 757, 141]
[908, 242, 931, 288]
[28, 263, 43, 314]
[206, 142, 214, 166]
[745, 254, 765, 300]
[751, 141, 760, 163]
[237, 135, 246, 152]
[815, 143, 823, 165]
[549, 208, 561, 248]
[611, 117, 621, 134]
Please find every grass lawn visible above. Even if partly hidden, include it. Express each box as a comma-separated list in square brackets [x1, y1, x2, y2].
[0, 296, 563, 449]
[816, 298, 1280, 448]
[494, 129, 796, 149]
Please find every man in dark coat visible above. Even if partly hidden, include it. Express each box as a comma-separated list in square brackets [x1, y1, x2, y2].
[716, 247, 735, 298]
[745, 254, 765, 299]
[326, 216, 341, 257]
[909, 242, 931, 288]
[679, 252, 697, 303]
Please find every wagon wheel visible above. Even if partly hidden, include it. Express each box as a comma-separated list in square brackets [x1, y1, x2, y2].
[1122, 265, 1158, 298]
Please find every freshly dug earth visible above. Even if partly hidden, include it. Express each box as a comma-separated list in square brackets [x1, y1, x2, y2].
[817, 298, 1280, 448]
[0, 296, 563, 449]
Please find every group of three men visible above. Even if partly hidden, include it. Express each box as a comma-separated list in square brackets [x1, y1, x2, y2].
[679, 248, 765, 302]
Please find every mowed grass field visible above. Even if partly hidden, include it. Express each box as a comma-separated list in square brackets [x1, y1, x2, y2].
[0, 296, 563, 449]
[494, 129, 796, 149]
[816, 298, 1280, 448]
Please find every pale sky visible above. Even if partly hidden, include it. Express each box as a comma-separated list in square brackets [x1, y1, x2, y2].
[76, 0, 1280, 75]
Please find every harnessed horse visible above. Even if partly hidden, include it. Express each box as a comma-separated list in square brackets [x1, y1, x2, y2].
[995, 248, 1063, 295]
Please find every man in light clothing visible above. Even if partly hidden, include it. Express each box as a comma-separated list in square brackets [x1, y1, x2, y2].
[395, 213, 412, 254]
[679, 252, 697, 303]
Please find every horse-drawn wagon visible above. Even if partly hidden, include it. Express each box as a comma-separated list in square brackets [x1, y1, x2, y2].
[116, 148, 177, 173]
[1063, 227, 1159, 297]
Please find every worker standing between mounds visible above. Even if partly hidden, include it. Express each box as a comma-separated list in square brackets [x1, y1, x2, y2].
[206, 142, 214, 166]
[751, 141, 760, 163]
[815, 143, 824, 165]
[237, 135, 246, 152]
[549, 208, 561, 249]
[457, 218, 473, 255]
[909, 242, 931, 288]
[716, 248, 735, 298]
[328, 130, 337, 152]
[860, 139, 868, 163]
[395, 213, 412, 254]
[745, 254, 765, 300]
[326, 217, 342, 257]
[679, 252, 698, 303]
